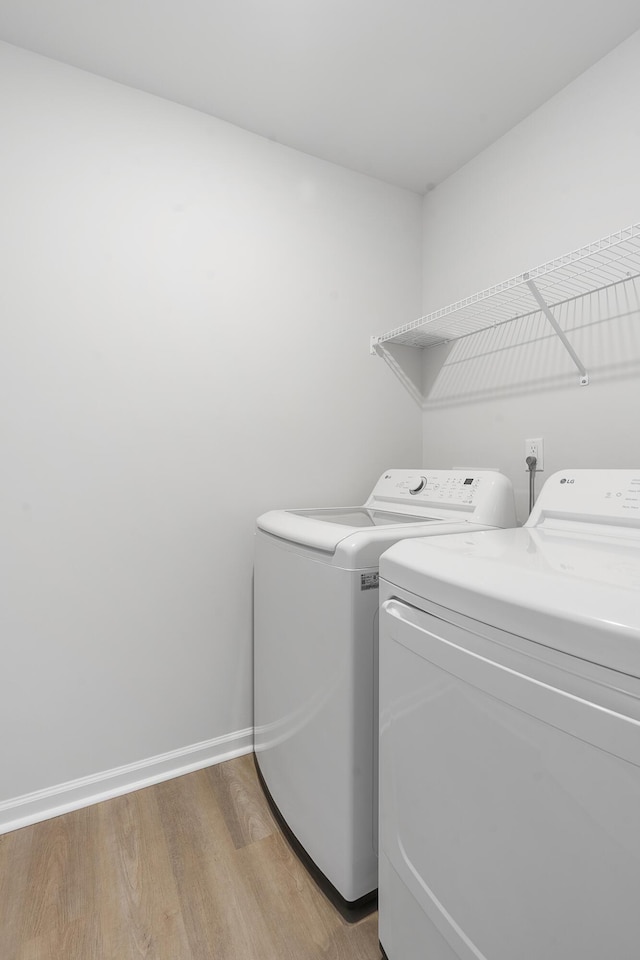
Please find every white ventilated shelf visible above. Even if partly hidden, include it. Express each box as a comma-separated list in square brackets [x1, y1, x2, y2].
[371, 223, 640, 385]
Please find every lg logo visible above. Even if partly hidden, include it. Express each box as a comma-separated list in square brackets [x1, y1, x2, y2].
[560, 478, 575, 484]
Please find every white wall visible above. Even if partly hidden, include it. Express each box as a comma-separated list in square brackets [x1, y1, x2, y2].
[421, 30, 640, 521]
[0, 42, 422, 817]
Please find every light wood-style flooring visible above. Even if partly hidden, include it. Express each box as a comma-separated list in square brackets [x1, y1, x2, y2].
[0, 754, 380, 959]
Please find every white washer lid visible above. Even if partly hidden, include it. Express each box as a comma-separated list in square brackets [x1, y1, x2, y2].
[256, 468, 517, 555]
[380, 526, 640, 677]
[257, 507, 465, 568]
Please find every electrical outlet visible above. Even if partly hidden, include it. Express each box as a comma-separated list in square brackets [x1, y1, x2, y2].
[524, 437, 544, 471]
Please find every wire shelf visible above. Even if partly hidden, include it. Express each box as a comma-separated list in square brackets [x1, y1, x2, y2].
[372, 224, 640, 351]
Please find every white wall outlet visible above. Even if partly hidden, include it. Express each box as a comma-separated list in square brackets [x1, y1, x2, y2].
[524, 437, 544, 471]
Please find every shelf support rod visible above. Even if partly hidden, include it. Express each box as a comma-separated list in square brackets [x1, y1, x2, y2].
[525, 278, 589, 385]
[370, 338, 425, 407]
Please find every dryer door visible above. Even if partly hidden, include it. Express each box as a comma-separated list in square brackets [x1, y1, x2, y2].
[379, 596, 640, 960]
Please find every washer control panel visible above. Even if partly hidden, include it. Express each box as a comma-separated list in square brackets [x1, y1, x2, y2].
[372, 470, 486, 507]
[367, 469, 516, 528]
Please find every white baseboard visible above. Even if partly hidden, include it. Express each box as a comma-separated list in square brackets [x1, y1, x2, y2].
[0, 727, 254, 835]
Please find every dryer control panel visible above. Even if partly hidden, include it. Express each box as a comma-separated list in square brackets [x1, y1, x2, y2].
[528, 470, 640, 528]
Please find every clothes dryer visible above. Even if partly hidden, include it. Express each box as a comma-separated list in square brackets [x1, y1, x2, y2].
[254, 469, 516, 916]
[379, 469, 640, 960]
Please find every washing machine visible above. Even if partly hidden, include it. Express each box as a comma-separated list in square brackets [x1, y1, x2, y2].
[378, 469, 640, 960]
[253, 468, 516, 916]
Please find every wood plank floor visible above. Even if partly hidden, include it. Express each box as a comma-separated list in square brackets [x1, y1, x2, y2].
[0, 754, 380, 960]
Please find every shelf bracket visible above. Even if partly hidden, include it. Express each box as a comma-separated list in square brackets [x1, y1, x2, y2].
[370, 338, 425, 407]
[524, 278, 589, 385]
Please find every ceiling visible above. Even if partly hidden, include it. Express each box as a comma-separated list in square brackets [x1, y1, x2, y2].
[2, 0, 640, 193]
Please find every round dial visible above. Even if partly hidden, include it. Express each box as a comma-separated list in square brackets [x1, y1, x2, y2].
[409, 476, 426, 495]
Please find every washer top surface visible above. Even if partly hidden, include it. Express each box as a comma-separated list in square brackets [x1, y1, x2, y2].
[291, 507, 440, 528]
[381, 469, 640, 677]
[257, 469, 516, 568]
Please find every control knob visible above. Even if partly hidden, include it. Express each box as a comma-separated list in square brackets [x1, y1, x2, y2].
[409, 476, 427, 495]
